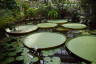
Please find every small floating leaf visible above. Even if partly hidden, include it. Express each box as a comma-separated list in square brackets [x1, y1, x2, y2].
[16, 56, 24, 61]
[31, 57, 39, 62]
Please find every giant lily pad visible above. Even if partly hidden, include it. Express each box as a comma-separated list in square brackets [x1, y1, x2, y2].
[5, 25, 38, 34]
[62, 23, 87, 29]
[48, 20, 68, 24]
[37, 23, 57, 28]
[66, 35, 96, 62]
[89, 30, 96, 35]
[23, 32, 66, 49]
[55, 27, 71, 32]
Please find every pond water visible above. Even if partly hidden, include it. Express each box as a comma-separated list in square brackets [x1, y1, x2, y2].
[1, 21, 93, 64]
[0, 29, 89, 64]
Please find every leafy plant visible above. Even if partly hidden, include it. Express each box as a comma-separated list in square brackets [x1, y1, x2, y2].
[48, 9, 58, 19]
[26, 8, 38, 17]
[22, 1, 30, 14]
[81, 0, 96, 29]
[0, 15, 16, 28]
[0, 0, 19, 10]
[37, 4, 50, 18]
[0, 9, 24, 28]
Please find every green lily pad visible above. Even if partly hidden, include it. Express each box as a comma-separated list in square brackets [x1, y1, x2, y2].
[62, 23, 87, 29]
[91, 62, 96, 64]
[31, 57, 39, 62]
[5, 25, 38, 34]
[55, 27, 71, 31]
[37, 23, 57, 28]
[81, 30, 90, 35]
[15, 49, 23, 53]
[23, 32, 66, 49]
[89, 30, 96, 35]
[42, 50, 55, 56]
[66, 35, 96, 62]
[17, 42, 24, 47]
[44, 57, 51, 62]
[16, 47, 23, 51]
[42, 49, 60, 56]
[81, 62, 87, 64]
[21, 48, 29, 55]
[52, 57, 61, 62]
[16, 56, 24, 61]
[48, 20, 68, 24]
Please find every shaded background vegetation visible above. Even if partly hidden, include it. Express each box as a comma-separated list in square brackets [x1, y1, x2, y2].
[81, 0, 96, 29]
[0, 0, 96, 39]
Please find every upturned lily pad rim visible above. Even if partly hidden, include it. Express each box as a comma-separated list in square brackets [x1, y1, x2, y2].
[88, 30, 96, 35]
[23, 32, 67, 50]
[47, 19, 68, 24]
[55, 27, 71, 32]
[5, 25, 38, 35]
[62, 23, 87, 30]
[37, 23, 58, 28]
[66, 35, 96, 62]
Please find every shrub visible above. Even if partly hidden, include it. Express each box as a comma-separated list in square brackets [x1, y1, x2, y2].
[0, 15, 16, 28]
[48, 9, 58, 19]
[26, 8, 38, 17]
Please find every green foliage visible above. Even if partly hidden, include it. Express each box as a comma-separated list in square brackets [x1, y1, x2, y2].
[0, 15, 16, 28]
[48, 9, 58, 19]
[12, 9, 25, 19]
[0, 0, 19, 10]
[22, 1, 30, 13]
[26, 4, 52, 18]
[26, 8, 39, 17]
[51, 0, 65, 4]
[0, 9, 13, 17]
[0, 9, 24, 28]
[37, 4, 50, 18]
[81, 0, 96, 29]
